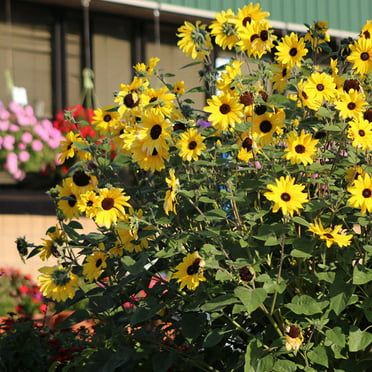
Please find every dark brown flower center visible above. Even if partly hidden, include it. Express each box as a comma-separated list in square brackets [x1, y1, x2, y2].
[362, 188, 371, 198]
[68, 195, 77, 207]
[301, 90, 308, 100]
[123, 93, 138, 108]
[188, 141, 197, 150]
[289, 48, 297, 56]
[287, 325, 300, 338]
[254, 105, 267, 115]
[314, 131, 326, 139]
[347, 102, 356, 110]
[316, 83, 325, 91]
[240, 92, 254, 106]
[102, 197, 114, 210]
[186, 258, 201, 275]
[324, 233, 333, 239]
[250, 34, 259, 42]
[259, 91, 269, 102]
[358, 129, 365, 137]
[363, 30, 370, 39]
[259, 120, 272, 133]
[219, 103, 231, 114]
[87, 200, 93, 207]
[152, 148, 158, 156]
[149, 97, 158, 103]
[295, 144, 306, 154]
[242, 137, 253, 151]
[281, 192, 291, 201]
[260, 30, 269, 41]
[150, 124, 162, 139]
[343, 79, 360, 92]
[95, 258, 103, 268]
[360, 52, 369, 61]
[103, 114, 111, 122]
[242, 16, 252, 26]
[73, 170, 90, 187]
[173, 122, 186, 131]
[363, 108, 372, 122]
[282, 68, 287, 78]
[239, 266, 253, 282]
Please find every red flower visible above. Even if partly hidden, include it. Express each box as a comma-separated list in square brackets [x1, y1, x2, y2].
[18, 284, 29, 295]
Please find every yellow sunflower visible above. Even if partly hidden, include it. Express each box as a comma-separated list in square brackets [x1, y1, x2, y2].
[69, 171, 98, 195]
[57, 178, 80, 220]
[142, 87, 176, 118]
[347, 119, 372, 151]
[132, 144, 169, 172]
[234, 3, 270, 31]
[176, 128, 206, 162]
[304, 72, 336, 102]
[264, 176, 308, 216]
[177, 21, 212, 60]
[133, 57, 160, 76]
[137, 111, 172, 155]
[275, 32, 308, 68]
[216, 60, 243, 91]
[238, 20, 277, 58]
[82, 251, 108, 282]
[252, 111, 284, 146]
[335, 89, 367, 120]
[204, 92, 244, 131]
[58, 131, 86, 164]
[173, 81, 185, 95]
[308, 220, 353, 248]
[92, 106, 121, 134]
[347, 37, 372, 76]
[297, 80, 322, 111]
[237, 132, 258, 163]
[347, 173, 372, 214]
[210, 9, 239, 50]
[285, 324, 304, 352]
[272, 64, 291, 93]
[77, 190, 100, 218]
[172, 252, 206, 291]
[40, 227, 65, 261]
[283, 130, 318, 166]
[38, 265, 79, 302]
[115, 77, 148, 118]
[164, 168, 180, 216]
[360, 20, 372, 40]
[95, 188, 131, 228]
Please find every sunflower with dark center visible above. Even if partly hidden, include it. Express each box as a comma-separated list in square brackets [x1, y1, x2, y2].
[94, 187, 131, 228]
[348, 173, 372, 214]
[308, 219, 353, 248]
[204, 92, 244, 131]
[70, 171, 98, 194]
[347, 37, 372, 76]
[57, 178, 80, 219]
[237, 132, 258, 163]
[83, 251, 108, 282]
[283, 130, 318, 166]
[209, 9, 239, 50]
[40, 227, 66, 261]
[275, 32, 308, 68]
[77, 190, 100, 218]
[252, 111, 284, 145]
[172, 252, 206, 291]
[304, 72, 336, 101]
[137, 111, 172, 155]
[285, 325, 304, 352]
[347, 118, 372, 151]
[335, 88, 367, 120]
[92, 105, 121, 134]
[143, 87, 176, 117]
[38, 265, 79, 302]
[297, 80, 322, 111]
[264, 175, 308, 216]
[176, 128, 206, 162]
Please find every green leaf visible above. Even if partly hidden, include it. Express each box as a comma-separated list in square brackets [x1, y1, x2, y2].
[201, 294, 239, 312]
[353, 265, 372, 285]
[203, 330, 224, 348]
[180, 312, 207, 340]
[215, 270, 233, 282]
[68, 220, 83, 229]
[329, 272, 354, 315]
[286, 295, 329, 315]
[152, 352, 175, 372]
[199, 196, 216, 204]
[290, 238, 315, 258]
[326, 327, 346, 348]
[272, 360, 298, 372]
[292, 216, 310, 227]
[234, 287, 267, 314]
[244, 339, 264, 372]
[308, 345, 329, 367]
[348, 327, 372, 352]
[268, 94, 291, 106]
[63, 223, 81, 240]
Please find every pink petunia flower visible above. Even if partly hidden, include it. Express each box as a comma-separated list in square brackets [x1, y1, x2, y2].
[31, 139, 43, 152]
[3, 135, 15, 150]
[18, 151, 30, 162]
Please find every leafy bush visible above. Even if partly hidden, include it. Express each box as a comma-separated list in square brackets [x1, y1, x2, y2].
[19, 4, 371, 371]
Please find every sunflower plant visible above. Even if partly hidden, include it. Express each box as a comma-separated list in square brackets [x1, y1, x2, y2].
[18, 3, 372, 371]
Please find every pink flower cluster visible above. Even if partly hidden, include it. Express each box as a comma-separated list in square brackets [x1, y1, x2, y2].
[0, 102, 63, 180]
